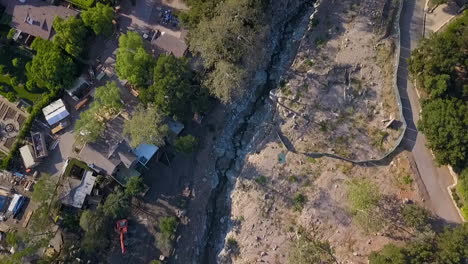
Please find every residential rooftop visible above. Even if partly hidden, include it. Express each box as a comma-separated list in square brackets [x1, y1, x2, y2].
[0, 0, 78, 40]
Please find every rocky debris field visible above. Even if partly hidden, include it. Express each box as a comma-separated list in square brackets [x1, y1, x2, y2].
[273, 0, 403, 160]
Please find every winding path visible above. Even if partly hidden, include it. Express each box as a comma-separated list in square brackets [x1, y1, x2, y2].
[398, 0, 462, 223]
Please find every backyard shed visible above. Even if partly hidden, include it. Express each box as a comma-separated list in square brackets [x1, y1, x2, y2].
[42, 99, 70, 126]
[19, 145, 38, 169]
[134, 144, 159, 166]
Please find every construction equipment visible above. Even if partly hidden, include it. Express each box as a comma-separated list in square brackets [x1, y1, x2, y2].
[115, 219, 128, 254]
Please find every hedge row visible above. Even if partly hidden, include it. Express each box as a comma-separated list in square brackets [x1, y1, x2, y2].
[0, 89, 62, 170]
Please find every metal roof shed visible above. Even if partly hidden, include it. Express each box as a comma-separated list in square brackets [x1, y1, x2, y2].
[134, 144, 159, 166]
[42, 99, 70, 126]
[19, 145, 38, 169]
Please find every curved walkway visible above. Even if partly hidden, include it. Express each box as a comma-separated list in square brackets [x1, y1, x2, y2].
[398, 0, 462, 223]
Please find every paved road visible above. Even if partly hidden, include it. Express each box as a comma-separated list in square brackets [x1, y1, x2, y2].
[398, 0, 462, 223]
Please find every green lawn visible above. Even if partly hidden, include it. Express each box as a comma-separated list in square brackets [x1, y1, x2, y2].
[0, 44, 46, 104]
[65, 0, 95, 9]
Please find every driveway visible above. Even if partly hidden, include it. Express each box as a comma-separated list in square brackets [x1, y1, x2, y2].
[398, 0, 462, 223]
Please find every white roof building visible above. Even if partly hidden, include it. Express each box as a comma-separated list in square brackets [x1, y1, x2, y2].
[42, 99, 70, 126]
[19, 145, 38, 169]
[62, 170, 97, 208]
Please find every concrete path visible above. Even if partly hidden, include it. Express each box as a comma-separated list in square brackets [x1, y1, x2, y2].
[398, 0, 462, 223]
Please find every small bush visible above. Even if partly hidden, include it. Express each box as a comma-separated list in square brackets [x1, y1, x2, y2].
[174, 134, 198, 153]
[461, 206, 468, 220]
[254, 176, 267, 185]
[12, 58, 20, 68]
[159, 216, 178, 239]
[293, 193, 307, 211]
[7, 28, 15, 40]
[5, 92, 17, 102]
[402, 174, 414, 185]
[0, 65, 5, 74]
[9, 77, 18, 86]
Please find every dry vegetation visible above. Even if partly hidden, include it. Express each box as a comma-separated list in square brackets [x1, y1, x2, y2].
[273, 0, 402, 160]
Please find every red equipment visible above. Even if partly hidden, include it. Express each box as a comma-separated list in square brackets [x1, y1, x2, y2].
[116, 219, 128, 254]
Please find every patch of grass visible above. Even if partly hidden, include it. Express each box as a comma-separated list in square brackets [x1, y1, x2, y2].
[288, 175, 299, 183]
[65, 0, 95, 8]
[306, 157, 317, 164]
[255, 176, 267, 185]
[315, 37, 327, 47]
[293, 193, 307, 211]
[159, 216, 178, 240]
[63, 158, 89, 178]
[400, 174, 413, 186]
[318, 120, 329, 132]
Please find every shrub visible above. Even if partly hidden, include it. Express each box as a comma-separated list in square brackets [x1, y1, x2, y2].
[174, 134, 198, 153]
[159, 216, 178, 239]
[0, 65, 5, 74]
[9, 77, 18, 86]
[11, 58, 20, 68]
[6, 28, 16, 40]
[293, 193, 307, 211]
[5, 92, 17, 102]
[254, 175, 267, 185]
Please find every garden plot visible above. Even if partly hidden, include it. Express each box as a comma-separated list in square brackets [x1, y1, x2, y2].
[273, 0, 402, 160]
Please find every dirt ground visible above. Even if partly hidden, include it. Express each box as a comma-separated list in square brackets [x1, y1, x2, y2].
[273, 0, 403, 160]
[220, 137, 422, 264]
[214, 0, 426, 263]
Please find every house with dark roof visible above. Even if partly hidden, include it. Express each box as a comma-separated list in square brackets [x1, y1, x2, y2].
[76, 114, 159, 185]
[0, 0, 78, 44]
[152, 32, 188, 58]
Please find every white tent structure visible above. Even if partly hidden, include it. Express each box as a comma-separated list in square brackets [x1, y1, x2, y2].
[42, 99, 70, 126]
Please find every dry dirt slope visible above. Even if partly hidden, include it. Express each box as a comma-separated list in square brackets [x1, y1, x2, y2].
[216, 0, 425, 263]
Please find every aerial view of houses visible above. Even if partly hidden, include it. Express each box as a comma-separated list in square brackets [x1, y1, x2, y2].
[0, 0, 467, 263]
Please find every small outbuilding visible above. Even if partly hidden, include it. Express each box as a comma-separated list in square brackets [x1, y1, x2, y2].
[42, 99, 70, 126]
[19, 145, 38, 169]
[134, 144, 159, 166]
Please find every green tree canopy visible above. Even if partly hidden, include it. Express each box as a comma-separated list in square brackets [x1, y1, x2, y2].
[401, 204, 432, 231]
[79, 209, 107, 233]
[369, 224, 468, 264]
[125, 176, 144, 196]
[74, 109, 105, 143]
[204, 60, 247, 103]
[26, 38, 76, 90]
[52, 16, 88, 57]
[99, 190, 129, 219]
[81, 3, 115, 36]
[188, 0, 267, 102]
[93, 81, 123, 115]
[141, 54, 195, 120]
[116, 32, 154, 88]
[31, 174, 55, 203]
[123, 104, 169, 148]
[418, 98, 468, 167]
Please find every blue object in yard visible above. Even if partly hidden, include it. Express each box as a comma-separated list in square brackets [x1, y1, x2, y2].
[278, 152, 286, 164]
[12, 196, 26, 218]
[14, 172, 25, 178]
[0, 195, 7, 212]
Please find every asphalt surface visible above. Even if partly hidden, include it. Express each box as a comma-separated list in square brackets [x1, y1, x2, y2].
[398, 0, 462, 223]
